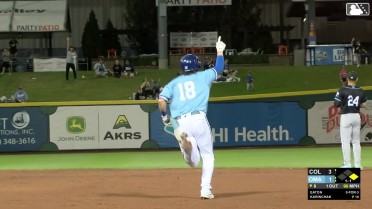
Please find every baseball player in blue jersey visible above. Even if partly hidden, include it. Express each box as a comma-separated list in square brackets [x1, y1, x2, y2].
[334, 71, 367, 169]
[158, 36, 226, 199]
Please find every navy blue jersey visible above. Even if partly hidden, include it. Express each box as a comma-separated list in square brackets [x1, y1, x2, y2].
[246, 74, 253, 84]
[334, 85, 367, 114]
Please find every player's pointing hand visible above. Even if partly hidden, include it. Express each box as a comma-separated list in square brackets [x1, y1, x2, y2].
[216, 36, 226, 52]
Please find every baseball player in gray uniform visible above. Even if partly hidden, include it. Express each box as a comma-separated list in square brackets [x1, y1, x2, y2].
[334, 71, 367, 169]
[158, 37, 226, 199]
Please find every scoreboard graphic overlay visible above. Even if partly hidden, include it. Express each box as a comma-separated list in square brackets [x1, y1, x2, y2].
[308, 168, 361, 200]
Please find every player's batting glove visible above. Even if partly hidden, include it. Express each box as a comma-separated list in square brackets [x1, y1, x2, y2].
[162, 115, 171, 126]
[216, 36, 226, 52]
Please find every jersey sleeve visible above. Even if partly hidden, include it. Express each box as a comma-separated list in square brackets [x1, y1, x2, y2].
[159, 82, 172, 102]
[334, 90, 342, 107]
[200, 55, 224, 81]
[200, 69, 218, 82]
[361, 90, 367, 104]
[213, 55, 224, 75]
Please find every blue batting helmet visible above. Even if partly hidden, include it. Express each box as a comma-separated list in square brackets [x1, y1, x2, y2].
[180, 54, 200, 72]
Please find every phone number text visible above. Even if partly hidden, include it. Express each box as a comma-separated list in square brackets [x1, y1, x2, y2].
[0, 138, 36, 145]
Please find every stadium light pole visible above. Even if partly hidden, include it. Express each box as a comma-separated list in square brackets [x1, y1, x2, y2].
[307, 0, 316, 45]
[157, 0, 168, 70]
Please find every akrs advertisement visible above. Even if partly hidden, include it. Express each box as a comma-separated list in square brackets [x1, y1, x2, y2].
[308, 101, 372, 144]
[49, 105, 149, 150]
[0, 108, 49, 152]
[98, 105, 149, 149]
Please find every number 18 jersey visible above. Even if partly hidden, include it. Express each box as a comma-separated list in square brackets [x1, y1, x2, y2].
[159, 69, 217, 119]
[334, 85, 367, 114]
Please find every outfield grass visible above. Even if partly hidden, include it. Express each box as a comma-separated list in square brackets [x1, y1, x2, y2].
[0, 146, 371, 170]
[1, 65, 371, 171]
[0, 64, 371, 102]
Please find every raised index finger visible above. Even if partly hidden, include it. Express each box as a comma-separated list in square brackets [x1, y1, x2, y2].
[218, 36, 221, 42]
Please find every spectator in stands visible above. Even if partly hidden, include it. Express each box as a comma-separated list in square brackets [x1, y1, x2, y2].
[339, 65, 347, 86]
[151, 78, 162, 99]
[66, 37, 77, 80]
[203, 57, 214, 70]
[123, 59, 136, 78]
[134, 88, 146, 100]
[222, 67, 230, 80]
[351, 37, 367, 68]
[9, 37, 18, 60]
[13, 86, 28, 103]
[225, 59, 241, 82]
[246, 72, 254, 91]
[141, 77, 153, 98]
[216, 74, 227, 82]
[112, 59, 123, 78]
[94, 57, 110, 78]
[0, 96, 10, 103]
[1, 48, 11, 75]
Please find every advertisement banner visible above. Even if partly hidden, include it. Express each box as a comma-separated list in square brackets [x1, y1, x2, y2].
[0, 1, 13, 32]
[97, 105, 149, 149]
[150, 102, 306, 148]
[49, 106, 99, 150]
[0, 107, 49, 152]
[307, 44, 354, 66]
[49, 105, 149, 150]
[156, 0, 232, 6]
[0, 0, 67, 32]
[308, 101, 372, 144]
[313, 45, 331, 65]
[170, 32, 218, 48]
[33, 58, 66, 72]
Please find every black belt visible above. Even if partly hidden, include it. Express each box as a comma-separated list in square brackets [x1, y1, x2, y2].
[174, 111, 201, 120]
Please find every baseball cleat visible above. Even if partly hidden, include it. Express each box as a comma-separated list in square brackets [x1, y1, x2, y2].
[181, 132, 192, 154]
[355, 165, 363, 170]
[340, 163, 352, 168]
[201, 193, 214, 200]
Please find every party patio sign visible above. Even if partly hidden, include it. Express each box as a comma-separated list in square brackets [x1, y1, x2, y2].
[0, 0, 67, 32]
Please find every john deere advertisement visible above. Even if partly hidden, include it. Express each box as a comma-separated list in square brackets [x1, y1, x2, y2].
[49, 105, 149, 150]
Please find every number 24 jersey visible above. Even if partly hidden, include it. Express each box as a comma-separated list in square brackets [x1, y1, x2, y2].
[334, 85, 367, 114]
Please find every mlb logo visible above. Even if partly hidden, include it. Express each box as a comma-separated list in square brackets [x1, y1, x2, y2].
[346, 3, 370, 16]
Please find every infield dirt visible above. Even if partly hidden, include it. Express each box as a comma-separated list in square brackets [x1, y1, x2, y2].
[0, 168, 369, 209]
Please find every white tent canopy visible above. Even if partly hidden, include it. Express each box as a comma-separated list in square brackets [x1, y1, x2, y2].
[0, 0, 67, 32]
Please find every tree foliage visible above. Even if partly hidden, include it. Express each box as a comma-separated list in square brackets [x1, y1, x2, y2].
[102, 19, 122, 56]
[81, 10, 103, 58]
[124, 0, 158, 54]
[225, 0, 268, 52]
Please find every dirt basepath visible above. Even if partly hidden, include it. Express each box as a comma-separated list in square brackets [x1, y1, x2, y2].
[0, 169, 369, 209]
